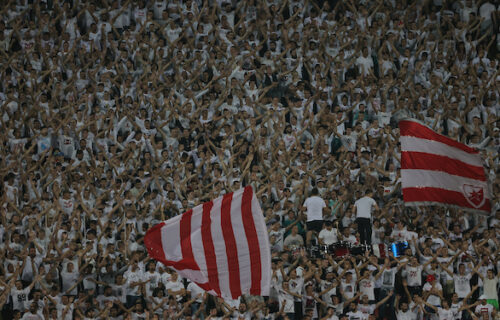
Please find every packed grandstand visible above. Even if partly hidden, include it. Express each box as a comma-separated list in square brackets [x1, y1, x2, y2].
[0, 0, 499, 319]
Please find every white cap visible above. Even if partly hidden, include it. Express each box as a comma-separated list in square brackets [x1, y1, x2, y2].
[479, 295, 487, 300]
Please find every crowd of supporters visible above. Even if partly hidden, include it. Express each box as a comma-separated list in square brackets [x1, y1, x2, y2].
[0, 0, 499, 319]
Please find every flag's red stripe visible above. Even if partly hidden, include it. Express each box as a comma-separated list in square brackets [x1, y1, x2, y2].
[201, 201, 220, 296]
[399, 120, 478, 154]
[403, 187, 491, 212]
[220, 193, 242, 299]
[241, 186, 262, 295]
[401, 152, 486, 181]
[144, 222, 169, 265]
[179, 209, 198, 268]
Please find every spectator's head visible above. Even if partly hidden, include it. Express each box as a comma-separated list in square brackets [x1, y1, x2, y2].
[28, 302, 38, 314]
[349, 302, 357, 312]
[400, 301, 409, 312]
[311, 187, 319, 196]
[426, 274, 436, 283]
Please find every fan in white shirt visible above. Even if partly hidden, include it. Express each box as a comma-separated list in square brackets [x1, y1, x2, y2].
[143, 261, 161, 298]
[301, 187, 328, 245]
[358, 292, 394, 317]
[358, 269, 378, 301]
[422, 275, 443, 306]
[318, 222, 338, 246]
[164, 272, 185, 302]
[124, 262, 145, 297]
[346, 301, 367, 320]
[11, 279, 37, 311]
[352, 190, 379, 245]
[424, 299, 467, 320]
[440, 262, 483, 299]
[475, 295, 496, 319]
[186, 281, 205, 304]
[278, 281, 298, 315]
[403, 257, 434, 290]
[396, 299, 420, 320]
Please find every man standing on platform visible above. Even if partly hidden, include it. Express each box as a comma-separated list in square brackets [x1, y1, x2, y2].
[302, 187, 328, 247]
[353, 190, 379, 245]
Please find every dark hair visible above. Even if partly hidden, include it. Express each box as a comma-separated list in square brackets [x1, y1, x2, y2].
[311, 188, 319, 196]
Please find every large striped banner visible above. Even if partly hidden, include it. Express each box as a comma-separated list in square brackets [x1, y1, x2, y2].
[399, 119, 491, 214]
[144, 186, 271, 299]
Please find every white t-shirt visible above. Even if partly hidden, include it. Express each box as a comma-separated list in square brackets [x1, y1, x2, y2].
[164, 278, 184, 301]
[359, 278, 376, 300]
[358, 303, 376, 316]
[11, 287, 30, 311]
[453, 274, 471, 298]
[475, 303, 494, 319]
[61, 271, 79, 296]
[320, 280, 337, 303]
[278, 289, 295, 313]
[56, 303, 74, 320]
[356, 55, 374, 76]
[405, 266, 423, 287]
[479, 2, 496, 21]
[423, 282, 442, 306]
[144, 271, 161, 297]
[354, 197, 376, 219]
[341, 279, 357, 299]
[288, 276, 304, 302]
[377, 111, 392, 127]
[20, 311, 45, 320]
[450, 302, 463, 320]
[303, 196, 326, 221]
[381, 268, 397, 288]
[396, 306, 417, 320]
[437, 308, 454, 320]
[319, 228, 338, 245]
[347, 310, 367, 320]
[303, 294, 319, 318]
[111, 283, 127, 303]
[124, 269, 145, 296]
[187, 282, 205, 303]
[483, 277, 499, 300]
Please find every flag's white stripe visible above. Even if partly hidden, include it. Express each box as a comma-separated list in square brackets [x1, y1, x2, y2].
[400, 136, 483, 167]
[401, 169, 489, 197]
[161, 214, 183, 261]
[210, 196, 231, 299]
[230, 188, 252, 294]
[190, 203, 208, 284]
[252, 193, 271, 295]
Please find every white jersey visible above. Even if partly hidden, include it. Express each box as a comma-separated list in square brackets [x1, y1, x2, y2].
[437, 308, 455, 320]
[303, 196, 326, 221]
[11, 287, 30, 311]
[354, 196, 376, 219]
[405, 266, 423, 287]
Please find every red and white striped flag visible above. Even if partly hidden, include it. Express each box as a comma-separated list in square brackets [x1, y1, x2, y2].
[144, 186, 271, 299]
[399, 119, 491, 214]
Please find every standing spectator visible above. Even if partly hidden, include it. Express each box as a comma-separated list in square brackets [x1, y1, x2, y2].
[352, 190, 379, 245]
[423, 275, 443, 310]
[302, 187, 327, 246]
[475, 295, 497, 319]
[479, 269, 499, 311]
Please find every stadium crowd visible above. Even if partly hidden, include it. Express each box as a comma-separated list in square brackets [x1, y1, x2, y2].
[0, 0, 499, 319]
